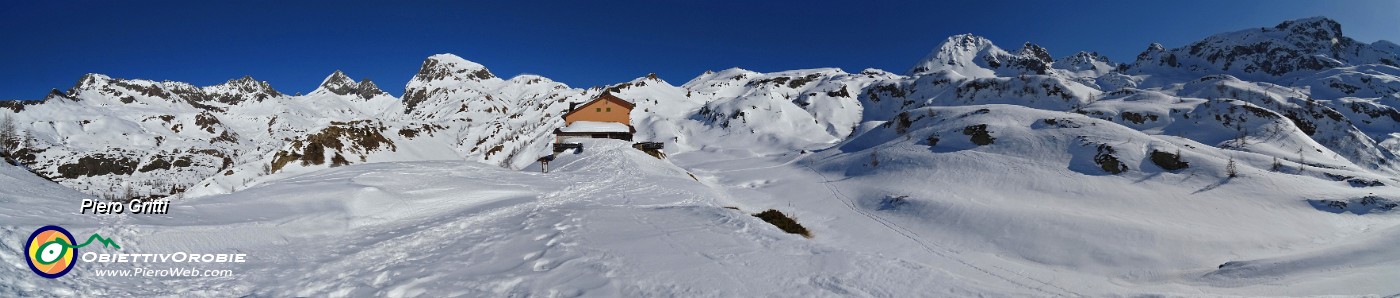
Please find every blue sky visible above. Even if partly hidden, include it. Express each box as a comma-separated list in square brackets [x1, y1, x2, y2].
[1, 0, 1397, 99]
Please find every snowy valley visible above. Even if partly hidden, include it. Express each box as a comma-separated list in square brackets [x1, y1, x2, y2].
[2, 17, 1400, 296]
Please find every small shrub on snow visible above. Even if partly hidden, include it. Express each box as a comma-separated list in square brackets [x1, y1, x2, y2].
[1226, 157, 1239, 178]
[961, 124, 995, 146]
[1094, 144, 1128, 174]
[752, 209, 811, 238]
[877, 196, 909, 211]
[1150, 150, 1189, 171]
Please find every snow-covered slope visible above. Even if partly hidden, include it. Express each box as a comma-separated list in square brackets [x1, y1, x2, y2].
[5, 131, 1400, 297]
[6, 140, 1003, 297]
[672, 104, 1400, 296]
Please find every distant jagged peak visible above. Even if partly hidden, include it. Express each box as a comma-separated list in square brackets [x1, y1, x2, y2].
[322, 70, 354, 87]
[597, 74, 675, 95]
[210, 75, 280, 94]
[401, 54, 514, 115]
[68, 73, 111, 95]
[505, 73, 562, 86]
[69, 73, 163, 93]
[1017, 42, 1054, 64]
[1128, 17, 1400, 76]
[58, 73, 185, 104]
[682, 67, 760, 89]
[1273, 16, 1343, 41]
[910, 33, 1062, 77]
[356, 79, 382, 95]
[1055, 51, 1117, 74]
[938, 34, 1001, 58]
[1059, 51, 1111, 63]
[1134, 43, 1166, 63]
[944, 33, 998, 52]
[714, 67, 760, 78]
[908, 33, 1002, 76]
[1374, 40, 1400, 56]
[627, 73, 670, 85]
[201, 75, 284, 103]
[74, 73, 113, 87]
[42, 88, 70, 102]
[314, 70, 386, 99]
[412, 53, 497, 83]
[50, 72, 282, 106]
[228, 75, 258, 84]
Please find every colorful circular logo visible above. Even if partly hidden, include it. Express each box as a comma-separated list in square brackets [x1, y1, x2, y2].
[25, 225, 77, 279]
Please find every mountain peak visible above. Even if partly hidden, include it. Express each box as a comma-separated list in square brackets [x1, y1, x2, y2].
[71, 73, 113, 93]
[1145, 43, 1165, 52]
[201, 75, 283, 104]
[1133, 43, 1169, 65]
[324, 70, 353, 85]
[1019, 42, 1053, 63]
[60, 73, 182, 104]
[908, 34, 1002, 76]
[401, 54, 501, 114]
[1274, 17, 1343, 40]
[1055, 51, 1117, 75]
[219, 75, 275, 90]
[1375, 40, 1400, 56]
[357, 79, 381, 93]
[1127, 17, 1398, 76]
[1062, 51, 1108, 61]
[947, 34, 995, 49]
[415, 53, 497, 83]
[910, 34, 1056, 77]
[314, 70, 385, 99]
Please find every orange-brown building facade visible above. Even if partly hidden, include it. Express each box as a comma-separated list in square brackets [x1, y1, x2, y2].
[563, 93, 633, 126]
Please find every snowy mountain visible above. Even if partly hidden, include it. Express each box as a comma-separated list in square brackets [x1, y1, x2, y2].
[2, 16, 1397, 196]
[1, 74, 264, 199]
[1375, 39, 1400, 57]
[5, 17, 1400, 200]
[2, 16, 1399, 296]
[1128, 17, 1400, 78]
[908, 34, 1059, 78]
[313, 70, 390, 101]
[1054, 51, 1118, 77]
[397, 54, 585, 168]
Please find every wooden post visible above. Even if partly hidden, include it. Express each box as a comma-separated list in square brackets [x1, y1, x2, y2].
[538, 156, 553, 173]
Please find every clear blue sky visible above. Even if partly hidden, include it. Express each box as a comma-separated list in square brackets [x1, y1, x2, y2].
[1, 0, 1397, 99]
